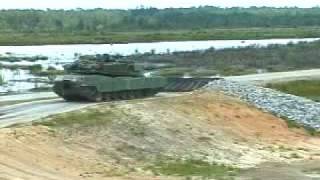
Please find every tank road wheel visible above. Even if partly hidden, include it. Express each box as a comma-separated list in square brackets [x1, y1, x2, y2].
[127, 91, 135, 100]
[122, 92, 128, 100]
[142, 89, 149, 97]
[63, 96, 76, 101]
[134, 90, 143, 99]
[145, 89, 154, 97]
[151, 89, 158, 96]
[103, 93, 111, 102]
[86, 86, 102, 102]
[93, 92, 103, 102]
[110, 93, 118, 101]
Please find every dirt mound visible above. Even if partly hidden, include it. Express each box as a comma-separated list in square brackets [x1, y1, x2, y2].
[1, 90, 320, 179]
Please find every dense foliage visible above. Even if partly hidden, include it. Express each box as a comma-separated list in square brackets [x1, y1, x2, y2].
[2, 7, 320, 33]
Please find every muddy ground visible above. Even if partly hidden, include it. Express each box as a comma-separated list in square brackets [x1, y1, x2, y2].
[0, 90, 320, 179]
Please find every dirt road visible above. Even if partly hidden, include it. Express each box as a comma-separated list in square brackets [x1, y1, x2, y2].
[0, 93, 185, 128]
[0, 99, 94, 128]
[0, 92, 57, 102]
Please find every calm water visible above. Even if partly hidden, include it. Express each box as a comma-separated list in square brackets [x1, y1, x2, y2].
[0, 38, 319, 94]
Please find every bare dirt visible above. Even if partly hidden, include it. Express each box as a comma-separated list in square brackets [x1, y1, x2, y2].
[1, 90, 320, 179]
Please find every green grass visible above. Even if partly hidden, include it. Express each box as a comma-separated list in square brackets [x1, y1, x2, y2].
[33, 109, 116, 128]
[266, 80, 320, 102]
[1, 27, 320, 45]
[149, 159, 238, 179]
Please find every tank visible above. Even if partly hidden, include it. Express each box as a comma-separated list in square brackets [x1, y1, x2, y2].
[53, 58, 167, 102]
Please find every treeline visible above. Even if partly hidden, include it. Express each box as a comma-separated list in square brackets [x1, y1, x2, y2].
[2, 7, 320, 33]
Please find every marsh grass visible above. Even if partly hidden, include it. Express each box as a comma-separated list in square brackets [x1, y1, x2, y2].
[34, 109, 116, 128]
[1, 27, 320, 45]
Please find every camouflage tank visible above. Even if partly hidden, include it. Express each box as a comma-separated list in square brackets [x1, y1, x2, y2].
[53, 57, 167, 102]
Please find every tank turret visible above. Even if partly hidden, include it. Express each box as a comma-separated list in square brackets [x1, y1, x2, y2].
[65, 59, 144, 77]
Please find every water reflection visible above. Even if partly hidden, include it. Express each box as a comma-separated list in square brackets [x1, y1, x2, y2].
[0, 68, 49, 94]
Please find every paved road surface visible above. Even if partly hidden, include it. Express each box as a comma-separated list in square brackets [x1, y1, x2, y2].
[0, 92, 57, 102]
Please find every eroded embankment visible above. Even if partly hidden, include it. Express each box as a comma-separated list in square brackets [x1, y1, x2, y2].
[207, 80, 320, 130]
[0, 91, 320, 180]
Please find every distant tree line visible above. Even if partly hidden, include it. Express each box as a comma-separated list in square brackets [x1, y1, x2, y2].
[2, 7, 320, 33]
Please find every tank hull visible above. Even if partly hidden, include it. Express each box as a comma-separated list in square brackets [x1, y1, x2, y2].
[53, 75, 167, 102]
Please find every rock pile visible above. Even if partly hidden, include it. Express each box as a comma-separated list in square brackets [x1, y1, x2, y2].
[206, 80, 320, 129]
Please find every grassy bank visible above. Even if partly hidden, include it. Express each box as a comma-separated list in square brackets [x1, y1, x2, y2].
[266, 80, 320, 102]
[1, 27, 320, 45]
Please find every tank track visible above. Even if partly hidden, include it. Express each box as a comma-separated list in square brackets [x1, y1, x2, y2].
[58, 77, 221, 102]
[63, 88, 161, 102]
